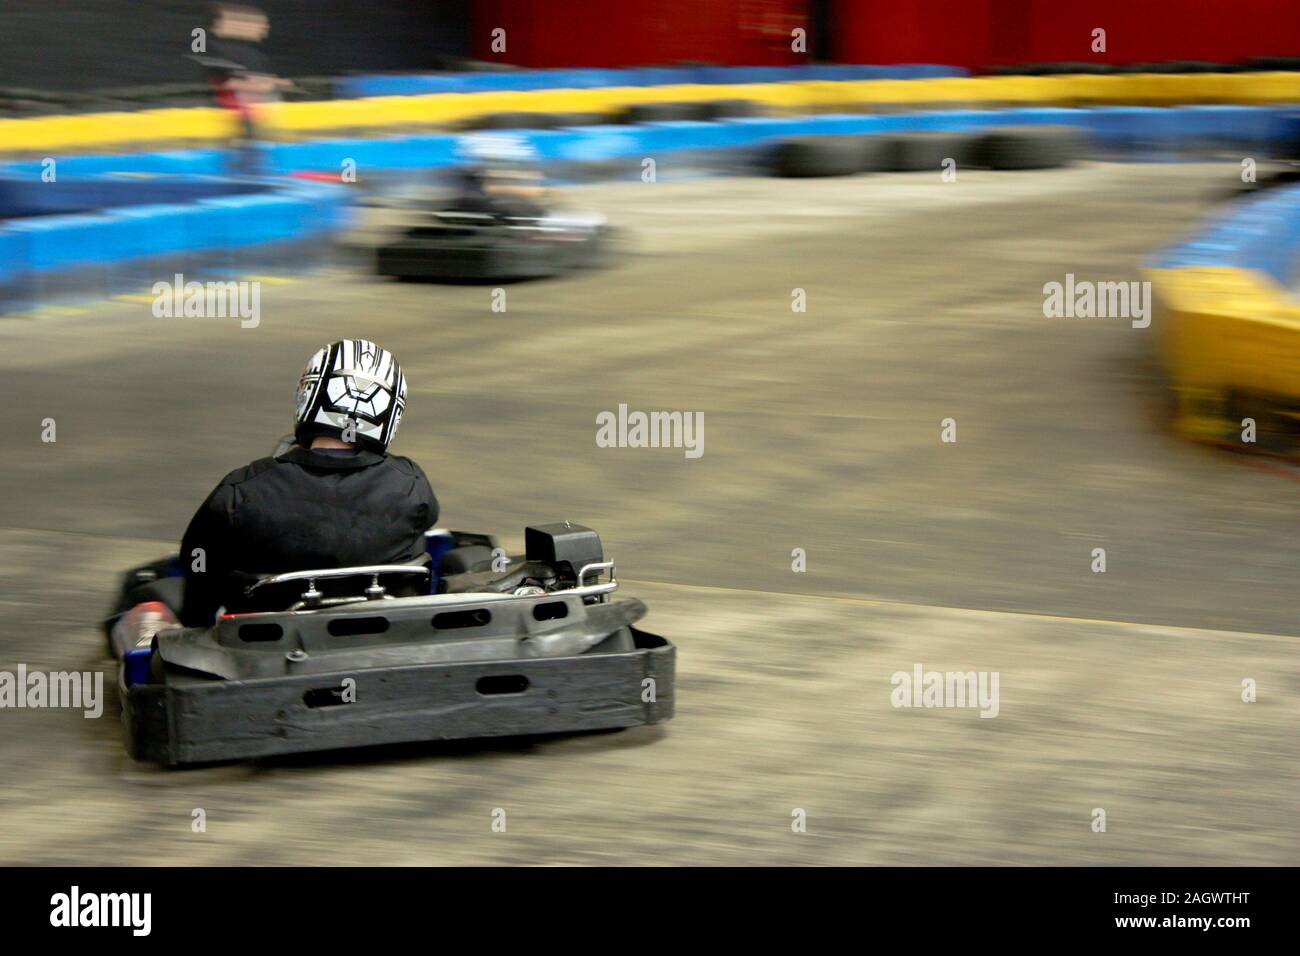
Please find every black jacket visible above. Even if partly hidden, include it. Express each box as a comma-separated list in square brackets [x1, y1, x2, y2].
[179, 446, 437, 626]
[200, 37, 271, 84]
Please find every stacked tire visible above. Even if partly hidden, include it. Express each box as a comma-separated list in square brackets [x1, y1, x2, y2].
[695, 99, 766, 120]
[882, 131, 980, 171]
[464, 111, 612, 130]
[768, 135, 893, 177]
[973, 125, 1087, 169]
[765, 125, 1089, 177]
[620, 102, 702, 124]
[618, 99, 764, 124]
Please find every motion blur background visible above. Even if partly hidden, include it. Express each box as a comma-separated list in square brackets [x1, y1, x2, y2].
[1, 1, 1297, 865]
[9, 0, 1300, 85]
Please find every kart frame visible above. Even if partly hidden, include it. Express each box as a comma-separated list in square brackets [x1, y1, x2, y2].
[375, 207, 610, 281]
[118, 557, 674, 766]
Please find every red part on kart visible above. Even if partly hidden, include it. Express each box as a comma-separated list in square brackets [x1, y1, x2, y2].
[290, 170, 354, 184]
[112, 600, 179, 652]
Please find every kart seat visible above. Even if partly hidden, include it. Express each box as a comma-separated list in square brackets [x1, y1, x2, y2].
[438, 544, 495, 575]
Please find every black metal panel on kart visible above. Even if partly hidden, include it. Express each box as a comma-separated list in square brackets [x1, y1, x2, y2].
[374, 211, 606, 281]
[375, 231, 558, 281]
[121, 628, 675, 765]
[158, 592, 647, 681]
[525, 523, 603, 579]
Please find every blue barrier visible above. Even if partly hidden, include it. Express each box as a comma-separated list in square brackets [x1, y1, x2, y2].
[5, 214, 114, 271]
[5, 102, 1298, 312]
[1151, 182, 1300, 285]
[262, 135, 460, 173]
[0, 151, 228, 182]
[335, 64, 967, 98]
[6, 106, 1297, 187]
[0, 227, 23, 285]
[0, 175, 351, 308]
[0, 175, 269, 219]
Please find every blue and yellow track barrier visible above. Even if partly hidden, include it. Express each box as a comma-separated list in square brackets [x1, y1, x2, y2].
[1146, 184, 1300, 447]
[4, 71, 1300, 156]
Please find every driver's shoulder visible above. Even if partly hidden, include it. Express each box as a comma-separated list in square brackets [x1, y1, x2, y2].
[380, 453, 428, 478]
[217, 455, 281, 488]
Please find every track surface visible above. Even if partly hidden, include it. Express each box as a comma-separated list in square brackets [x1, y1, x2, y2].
[1, 163, 1296, 864]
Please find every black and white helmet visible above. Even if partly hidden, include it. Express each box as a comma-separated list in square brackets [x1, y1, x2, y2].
[294, 339, 406, 453]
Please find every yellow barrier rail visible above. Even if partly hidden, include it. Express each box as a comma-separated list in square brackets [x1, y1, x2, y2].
[5, 72, 1300, 155]
[1148, 265, 1300, 446]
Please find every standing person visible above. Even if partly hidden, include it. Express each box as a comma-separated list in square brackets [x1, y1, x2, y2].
[195, 3, 289, 175]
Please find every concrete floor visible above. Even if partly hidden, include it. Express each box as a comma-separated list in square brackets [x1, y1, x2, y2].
[0, 162, 1296, 864]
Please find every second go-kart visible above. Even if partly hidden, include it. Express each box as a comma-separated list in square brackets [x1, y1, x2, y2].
[375, 206, 613, 282]
[376, 134, 613, 281]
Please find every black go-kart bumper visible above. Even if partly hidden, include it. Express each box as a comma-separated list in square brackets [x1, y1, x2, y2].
[122, 626, 673, 766]
[376, 233, 562, 280]
[375, 213, 610, 281]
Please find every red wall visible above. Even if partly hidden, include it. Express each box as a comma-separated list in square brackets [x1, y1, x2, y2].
[472, 0, 1300, 70]
[471, 0, 807, 66]
[832, 0, 1300, 69]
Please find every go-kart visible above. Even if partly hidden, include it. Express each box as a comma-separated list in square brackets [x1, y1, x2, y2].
[375, 203, 613, 282]
[103, 520, 674, 766]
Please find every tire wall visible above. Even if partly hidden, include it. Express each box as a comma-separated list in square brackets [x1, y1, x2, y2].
[7, 71, 1300, 154]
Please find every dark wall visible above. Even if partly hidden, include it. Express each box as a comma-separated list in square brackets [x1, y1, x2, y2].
[0, 0, 471, 91]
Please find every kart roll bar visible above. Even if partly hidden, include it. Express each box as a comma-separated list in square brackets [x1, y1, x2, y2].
[244, 561, 618, 608]
[247, 565, 430, 605]
[434, 210, 496, 223]
[576, 561, 616, 591]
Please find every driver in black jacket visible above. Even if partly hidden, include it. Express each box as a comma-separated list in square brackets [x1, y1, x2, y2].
[448, 135, 548, 220]
[178, 339, 437, 626]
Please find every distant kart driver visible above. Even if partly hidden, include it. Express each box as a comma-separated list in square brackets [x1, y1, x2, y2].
[449, 134, 548, 219]
[178, 340, 437, 626]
